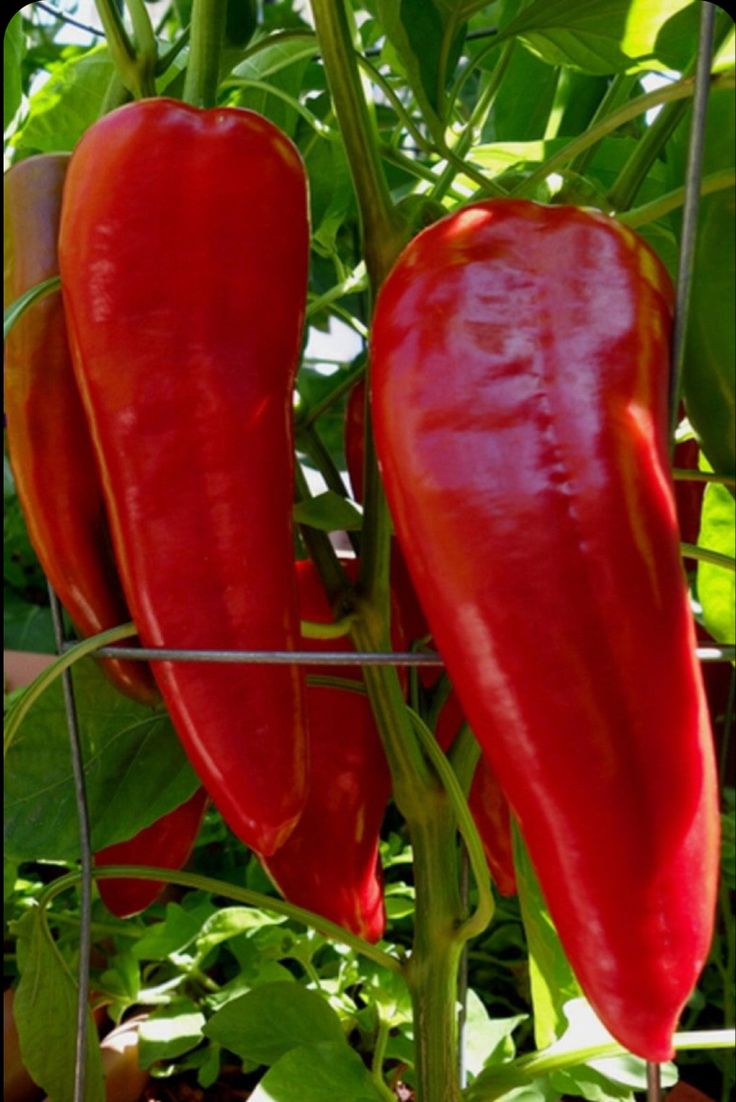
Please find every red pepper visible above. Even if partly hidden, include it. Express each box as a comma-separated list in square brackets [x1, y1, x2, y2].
[263, 559, 390, 941]
[58, 99, 310, 857]
[3, 154, 158, 707]
[371, 198, 719, 1061]
[95, 788, 208, 918]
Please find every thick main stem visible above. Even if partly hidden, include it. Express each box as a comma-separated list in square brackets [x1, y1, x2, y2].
[405, 796, 465, 1102]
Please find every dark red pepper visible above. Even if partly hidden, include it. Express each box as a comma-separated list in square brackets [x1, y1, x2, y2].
[58, 99, 310, 857]
[263, 559, 390, 941]
[371, 198, 719, 1061]
[95, 788, 208, 918]
[4, 154, 158, 707]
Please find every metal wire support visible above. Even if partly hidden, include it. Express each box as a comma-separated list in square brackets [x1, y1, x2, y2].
[88, 643, 735, 665]
[646, 1060, 663, 1102]
[669, 0, 717, 436]
[48, 585, 92, 1102]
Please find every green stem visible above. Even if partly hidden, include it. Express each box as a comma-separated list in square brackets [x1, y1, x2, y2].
[294, 464, 348, 603]
[3, 623, 142, 755]
[510, 71, 735, 202]
[125, 0, 157, 96]
[408, 711, 493, 941]
[404, 797, 465, 1102]
[371, 1015, 395, 1102]
[672, 467, 736, 485]
[299, 360, 366, 430]
[300, 423, 351, 500]
[182, 0, 225, 108]
[608, 19, 734, 211]
[619, 168, 735, 227]
[681, 543, 736, 570]
[310, 0, 405, 291]
[4, 276, 60, 340]
[39, 867, 404, 974]
[306, 262, 368, 320]
[569, 72, 639, 175]
[95, 0, 140, 96]
[300, 615, 356, 640]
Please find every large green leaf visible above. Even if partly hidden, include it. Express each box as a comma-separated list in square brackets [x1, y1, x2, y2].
[496, 0, 693, 74]
[4, 659, 198, 863]
[10, 46, 113, 156]
[204, 982, 345, 1065]
[13, 907, 105, 1102]
[377, 0, 467, 122]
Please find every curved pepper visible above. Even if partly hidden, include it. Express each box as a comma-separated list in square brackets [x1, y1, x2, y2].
[95, 788, 208, 918]
[3, 154, 158, 707]
[59, 99, 310, 857]
[371, 198, 719, 1061]
[263, 559, 389, 941]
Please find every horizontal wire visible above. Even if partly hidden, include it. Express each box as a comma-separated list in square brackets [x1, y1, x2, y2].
[77, 643, 736, 665]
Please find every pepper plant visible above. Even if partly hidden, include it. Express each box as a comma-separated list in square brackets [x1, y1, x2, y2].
[3, 3, 735, 1102]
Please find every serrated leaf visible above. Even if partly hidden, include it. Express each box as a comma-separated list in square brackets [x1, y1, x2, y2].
[204, 981, 345, 1066]
[248, 1040, 384, 1102]
[294, 490, 363, 532]
[697, 481, 736, 644]
[496, 0, 692, 75]
[13, 907, 105, 1102]
[137, 999, 206, 1068]
[4, 657, 198, 863]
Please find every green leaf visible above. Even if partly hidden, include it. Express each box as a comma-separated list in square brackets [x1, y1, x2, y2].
[496, 0, 693, 75]
[11, 46, 114, 156]
[376, 0, 466, 122]
[133, 900, 217, 962]
[192, 906, 287, 965]
[4, 659, 199, 863]
[483, 42, 560, 142]
[512, 823, 579, 1049]
[697, 482, 736, 645]
[13, 907, 105, 1102]
[4, 11, 25, 133]
[228, 31, 318, 82]
[293, 490, 363, 532]
[463, 990, 526, 1078]
[137, 999, 206, 1068]
[204, 981, 345, 1066]
[2, 590, 55, 653]
[248, 1040, 384, 1102]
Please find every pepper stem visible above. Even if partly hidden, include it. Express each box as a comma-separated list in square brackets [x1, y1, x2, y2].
[182, 0, 226, 109]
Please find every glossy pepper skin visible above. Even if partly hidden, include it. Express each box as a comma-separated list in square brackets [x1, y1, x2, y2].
[59, 99, 310, 857]
[95, 788, 208, 918]
[263, 559, 389, 941]
[3, 154, 158, 707]
[371, 199, 719, 1061]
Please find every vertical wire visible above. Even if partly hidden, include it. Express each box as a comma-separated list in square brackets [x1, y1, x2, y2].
[668, 0, 717, 437]
[646, 1059, 663, 1102]
[48, 585, 92, 1102]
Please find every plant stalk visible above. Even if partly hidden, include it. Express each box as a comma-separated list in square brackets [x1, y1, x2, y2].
[182, 0, 226, 108]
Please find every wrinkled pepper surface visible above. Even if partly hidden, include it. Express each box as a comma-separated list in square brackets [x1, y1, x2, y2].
[96, 788, 208, 918]
[4, 154, 158, 706]
[59, 99, 310, 857]
[371, 198, 719, 1061]
[264, 559, 389, 941]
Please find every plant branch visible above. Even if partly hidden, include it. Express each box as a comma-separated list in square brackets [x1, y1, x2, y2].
[183, 0, 225, 108]
[619, 169, 735, 227]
